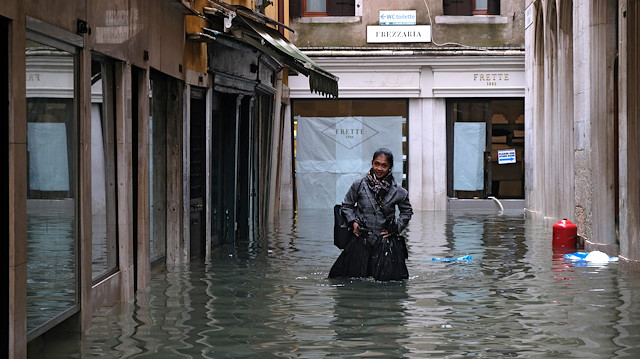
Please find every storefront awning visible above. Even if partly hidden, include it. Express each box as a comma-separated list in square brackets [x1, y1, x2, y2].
[200, 2, 339, 98]
[237, 18, 338, 99]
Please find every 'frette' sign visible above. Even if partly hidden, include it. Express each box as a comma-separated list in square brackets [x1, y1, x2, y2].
[321, 117, 379, 149]
[367, 25, 431, 43]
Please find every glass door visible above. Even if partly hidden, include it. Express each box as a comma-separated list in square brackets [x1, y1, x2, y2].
[448, 101, 491, 199]
[490, 100, 525, 199]
[447, 99, 525, 199]
[25, 37, 79, 337]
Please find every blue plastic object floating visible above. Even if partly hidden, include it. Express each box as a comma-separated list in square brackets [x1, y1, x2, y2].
[431, 255, 472, 262]
[563, 251, 618, 263]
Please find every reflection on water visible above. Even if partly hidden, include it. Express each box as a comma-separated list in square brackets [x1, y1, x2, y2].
[40, 210, 640, 358]
[27, 200, 77, 333]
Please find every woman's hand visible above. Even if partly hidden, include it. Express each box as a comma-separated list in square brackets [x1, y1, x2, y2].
[381, 229, 390, 238]
[353, 222, 360, 237]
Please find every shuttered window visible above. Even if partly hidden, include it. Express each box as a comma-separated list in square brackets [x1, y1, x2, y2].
[291, 0, 355, 17]
[443, 0, 500, 16]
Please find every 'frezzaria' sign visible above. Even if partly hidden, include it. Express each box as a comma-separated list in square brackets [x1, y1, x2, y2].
[367, 25, 431, 43]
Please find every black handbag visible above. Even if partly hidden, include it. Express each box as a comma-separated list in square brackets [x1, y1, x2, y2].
[333, 204, 353, 249]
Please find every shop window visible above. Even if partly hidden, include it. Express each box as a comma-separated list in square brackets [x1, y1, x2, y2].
[291, 0, 356, 17]
[292, 99, 408, 210]
[446, 99, 524, 199]
[26, 38, 79, 335]
[443, 0, 500, 16]
[90, 57, 119, 282]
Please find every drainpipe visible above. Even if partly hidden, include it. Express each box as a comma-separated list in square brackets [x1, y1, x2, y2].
[488, 196, 504, 212]
[278, 0, 285, 35]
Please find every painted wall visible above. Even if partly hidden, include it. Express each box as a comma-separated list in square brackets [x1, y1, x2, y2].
[289, 0, 525, 48]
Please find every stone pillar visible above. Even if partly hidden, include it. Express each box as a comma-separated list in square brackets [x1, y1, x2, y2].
[618, 0, 640, 271]
[542, 2, 557, 220]
[8, 10, 28, 359]
[524, 0, 545, 218]
[268, 71, 284, 223]
[136, 69, 151, 289]
[115, 63, 135, 301]
[534, 0, 576, 222]
[557, 0, 576, 221]
[408, 97, 447, 210]
[279, 84, 294, 211]
[166, 78, 185, 265]
[573, 0, 618, 253]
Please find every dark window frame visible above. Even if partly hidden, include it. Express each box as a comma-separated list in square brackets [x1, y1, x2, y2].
[443, 0, 500, 16]
[298, 0, 356, 17]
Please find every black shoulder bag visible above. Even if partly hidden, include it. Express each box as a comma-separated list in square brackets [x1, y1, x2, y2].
[333, 180, 363, 249]
[333, 204, 352, 249]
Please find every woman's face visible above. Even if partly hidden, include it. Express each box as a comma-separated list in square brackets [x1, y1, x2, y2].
[372, 154, 391, 179]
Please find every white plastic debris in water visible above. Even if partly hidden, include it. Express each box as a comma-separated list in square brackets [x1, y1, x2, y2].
[564, 251, 618, 263]
[585, 251, 613, 263]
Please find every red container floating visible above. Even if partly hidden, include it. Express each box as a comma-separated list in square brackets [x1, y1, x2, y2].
[552, 219, 577, 248]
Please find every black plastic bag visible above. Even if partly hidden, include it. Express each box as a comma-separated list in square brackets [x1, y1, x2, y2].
[333, 204, 353, 249]
[369, 235, 409, 281]
[329, 234, 371, 278]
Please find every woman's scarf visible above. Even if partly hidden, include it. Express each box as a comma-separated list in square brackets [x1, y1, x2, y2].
[366, 169, 394, 204]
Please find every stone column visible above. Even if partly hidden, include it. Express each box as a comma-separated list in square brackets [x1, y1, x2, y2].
[408, 97, 447, 210]
[166, 78, 185, 265]
[573, 0, 618, 253]
[115, 63, 135, 301]
[524, 0, 545, 218]
[136, 69, 151, 289]
[9, 10, 28, 359]
[618, 0, 640, 271]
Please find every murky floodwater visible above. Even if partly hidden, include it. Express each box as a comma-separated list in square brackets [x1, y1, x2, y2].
[37, 209, 640, 358]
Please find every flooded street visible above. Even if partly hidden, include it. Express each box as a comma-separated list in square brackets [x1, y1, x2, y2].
[40, 209, 640, 358]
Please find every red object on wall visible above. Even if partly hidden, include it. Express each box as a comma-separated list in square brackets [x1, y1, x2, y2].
[552, 219, 577, 248]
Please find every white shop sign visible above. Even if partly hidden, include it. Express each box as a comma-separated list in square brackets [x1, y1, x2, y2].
[432, 68, 525, 97]
[498, 149, 517, 164]
[379, 10, 416, 25]
[367, 25, 431, 43]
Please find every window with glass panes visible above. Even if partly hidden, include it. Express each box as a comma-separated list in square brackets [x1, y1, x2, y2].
[443, 0, 500, 16]
[290, 0, 355, 17]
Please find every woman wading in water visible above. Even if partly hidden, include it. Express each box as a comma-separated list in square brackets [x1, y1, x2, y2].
[329, 148, 413, 281]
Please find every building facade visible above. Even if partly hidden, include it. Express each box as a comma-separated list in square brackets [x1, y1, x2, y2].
[523, 0, 640, 270]
[5, 0, 338, 357]
[283, 0, 527, 211]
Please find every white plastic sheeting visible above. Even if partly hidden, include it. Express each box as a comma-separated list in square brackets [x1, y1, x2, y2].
[28, 122, 70, 191]
[453, 122, 486, 191]
[295, 116, 404, 209]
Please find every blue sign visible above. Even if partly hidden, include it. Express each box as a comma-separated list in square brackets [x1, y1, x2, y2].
[379, 10, 417, 26]
[497, 149, 517, 164]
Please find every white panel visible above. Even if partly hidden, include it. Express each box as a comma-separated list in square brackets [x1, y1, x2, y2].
[28, 123, 70, 191]
[296, 116, 404, 209]
[453, 122, 486, 191]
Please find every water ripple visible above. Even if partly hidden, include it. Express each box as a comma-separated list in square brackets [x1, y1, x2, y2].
[66, 210, 640, 358]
